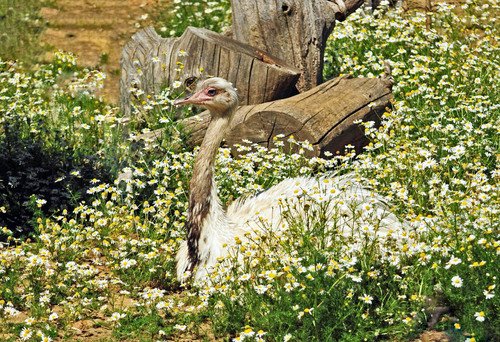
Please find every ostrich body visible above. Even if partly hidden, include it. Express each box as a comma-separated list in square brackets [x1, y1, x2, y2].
[174, 77, 405, 282]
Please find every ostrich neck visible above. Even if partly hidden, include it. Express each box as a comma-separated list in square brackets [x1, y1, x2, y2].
[186, 111, 232, 270]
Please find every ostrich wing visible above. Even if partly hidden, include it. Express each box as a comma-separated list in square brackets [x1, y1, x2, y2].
[226, 174, 392, 231]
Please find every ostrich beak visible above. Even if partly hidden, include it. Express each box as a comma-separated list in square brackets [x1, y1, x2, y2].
[173, 94, 193, 106]
[174, 88, 210, 106]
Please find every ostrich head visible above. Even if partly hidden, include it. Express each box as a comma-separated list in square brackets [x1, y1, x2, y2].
[174, 77, 239, 116]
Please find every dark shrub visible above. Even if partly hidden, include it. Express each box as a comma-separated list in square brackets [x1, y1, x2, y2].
[0, 120, 111, 239]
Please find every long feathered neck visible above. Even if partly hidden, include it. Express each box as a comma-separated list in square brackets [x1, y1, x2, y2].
[186, 110, 232, 271]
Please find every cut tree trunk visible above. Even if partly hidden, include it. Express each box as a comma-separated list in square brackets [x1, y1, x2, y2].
[120, 1, 392, 161]
[176, 75, 393, 157]
[120, 26, 300, 115]
[231, 0, 364, 92]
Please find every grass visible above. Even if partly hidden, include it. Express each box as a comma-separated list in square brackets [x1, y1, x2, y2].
[0, 0, 52, 66]
[0, 0, 499, 341]
[154, 0, 231, 37]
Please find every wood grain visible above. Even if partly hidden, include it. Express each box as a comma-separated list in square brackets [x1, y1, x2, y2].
[231, 0, 364, 92]
[174, 75, 393, 157]
[120, 26, 300, 115]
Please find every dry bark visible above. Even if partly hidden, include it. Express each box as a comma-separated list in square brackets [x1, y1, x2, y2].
[231, 0, 365, 92]
[120, 26, 300, 115]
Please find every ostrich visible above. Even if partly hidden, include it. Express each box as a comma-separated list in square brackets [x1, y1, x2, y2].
[174, 77, 406, 282]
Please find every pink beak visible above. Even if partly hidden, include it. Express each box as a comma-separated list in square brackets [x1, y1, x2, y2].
[174, 88, 211, 106]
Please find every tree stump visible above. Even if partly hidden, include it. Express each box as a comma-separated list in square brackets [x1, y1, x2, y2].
[120, 0, 390, 159]
[120, 26, 300, 115]
[231, 0, 364, 92]
[180, 75, 393, 157]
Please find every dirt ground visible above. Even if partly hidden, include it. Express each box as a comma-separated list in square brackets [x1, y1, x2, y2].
[40, 0, 165, 104]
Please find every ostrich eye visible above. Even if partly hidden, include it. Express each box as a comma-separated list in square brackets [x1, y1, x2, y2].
[207, 88, 217, 96]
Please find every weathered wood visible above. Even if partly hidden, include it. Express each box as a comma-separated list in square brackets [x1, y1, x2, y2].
[120, 26, 300, 115]
[231, 0, 364, 92]
[178, 75, 393, 157]
[120, 27, 166, 116]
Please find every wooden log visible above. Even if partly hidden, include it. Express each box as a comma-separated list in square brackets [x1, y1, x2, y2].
[120, 26, 300, 115]
[179, 75, 393, 157]
[231, 0, 364, 92]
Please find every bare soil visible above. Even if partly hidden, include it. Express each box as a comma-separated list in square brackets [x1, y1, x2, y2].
[40, 0, 164, 103]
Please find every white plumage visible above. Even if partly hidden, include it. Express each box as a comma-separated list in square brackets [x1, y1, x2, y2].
[174, 77, 406, 282]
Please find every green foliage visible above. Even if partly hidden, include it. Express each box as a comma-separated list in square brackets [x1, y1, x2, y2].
[0, 54, 123, 169]
[0, 0, 499, 341]
[0, 0, 51, 65]
[0, 50, 191, 235]
[0, 119, 110, 238]
[154, 0, 231, 37]
[113, 313, 166, 341]
[320, 2, 500, 340]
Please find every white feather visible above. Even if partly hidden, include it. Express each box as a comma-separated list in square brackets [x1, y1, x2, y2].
[177, 173, 406, 282]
